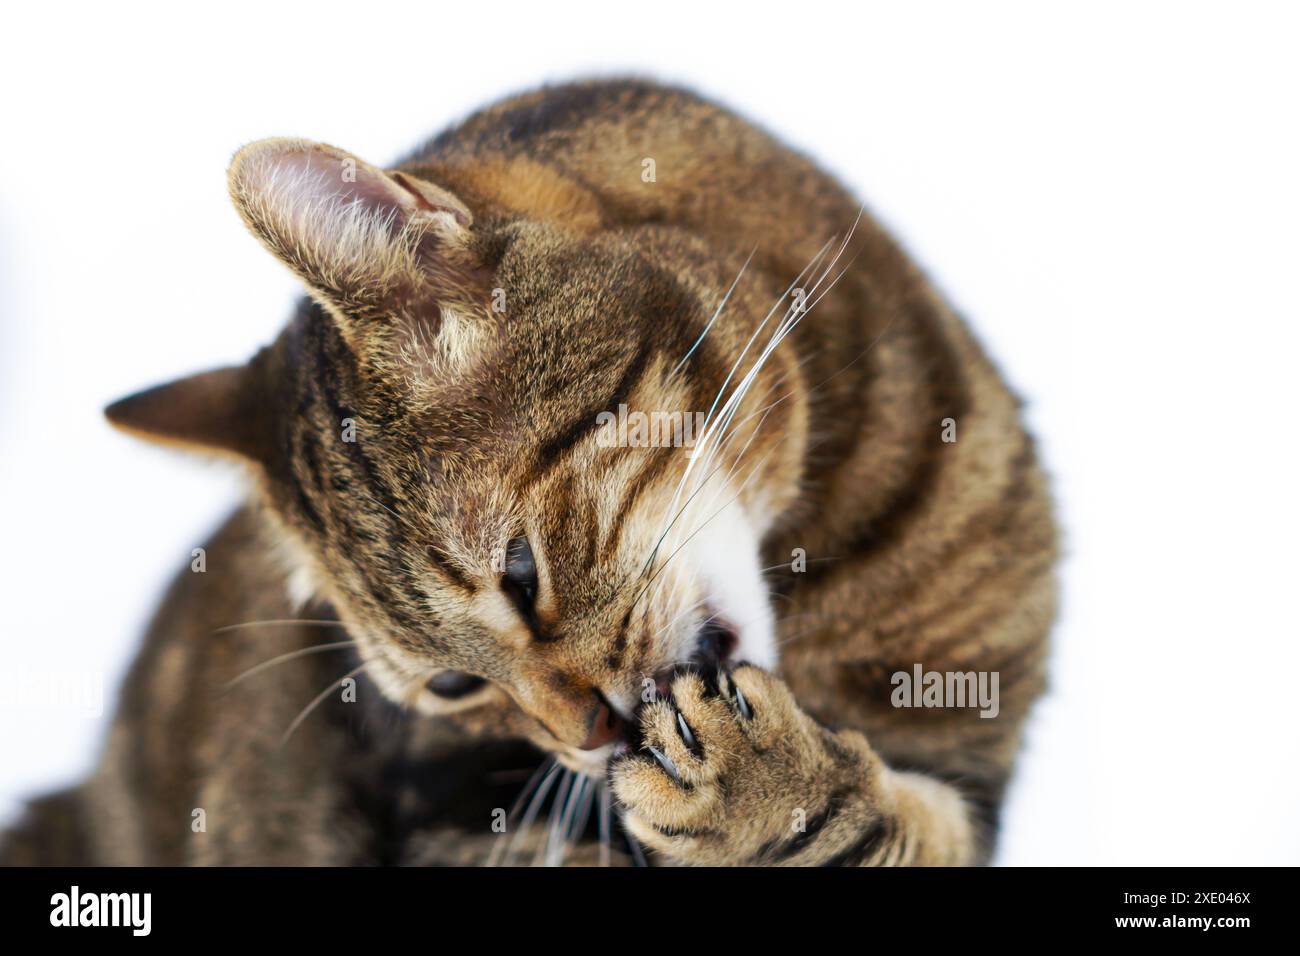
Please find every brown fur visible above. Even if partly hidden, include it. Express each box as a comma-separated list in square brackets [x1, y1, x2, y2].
[1, 79, 1056, 866]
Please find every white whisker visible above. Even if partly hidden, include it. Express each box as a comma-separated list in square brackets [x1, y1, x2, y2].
[651, 218, 865, 599]
[538, 770, 575, 867]
[671, 247, 756, 376]
[502, 760, 562, 867]
[645, 237, 838, 575]
[487, 756, 557, 867]
[280, 662, 367, 746]
[213, 619, 348, 634]
[225, 640, 357, 689]
[598, 781, 613, 868]
[658, 231, 855, 561]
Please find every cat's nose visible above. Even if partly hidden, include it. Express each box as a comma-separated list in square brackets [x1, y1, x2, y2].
[578, 698, 625, 750]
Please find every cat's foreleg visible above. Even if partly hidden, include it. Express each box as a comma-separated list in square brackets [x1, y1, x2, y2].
[609, 664, 980, 866]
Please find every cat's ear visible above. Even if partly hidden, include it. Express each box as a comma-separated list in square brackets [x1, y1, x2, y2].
[227, 139, 480, 331]
[104, 362, 274, 463]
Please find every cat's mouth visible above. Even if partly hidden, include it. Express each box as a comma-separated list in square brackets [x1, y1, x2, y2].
[652, 616, 739, 697]
[566, 616, 740, 775]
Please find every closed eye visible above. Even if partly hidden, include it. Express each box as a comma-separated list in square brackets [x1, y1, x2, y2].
[426, 670, 487, 700]
[501, 536, 539, 621]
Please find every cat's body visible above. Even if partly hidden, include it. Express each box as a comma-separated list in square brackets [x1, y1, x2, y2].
[2, 80, 1056, 866]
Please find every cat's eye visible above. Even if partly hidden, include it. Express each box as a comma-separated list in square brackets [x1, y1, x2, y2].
[501, 536, 538, 614]
[425, 670, 487, 699]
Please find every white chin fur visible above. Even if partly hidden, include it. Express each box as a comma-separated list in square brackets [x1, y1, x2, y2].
[691, 499, 777, 669]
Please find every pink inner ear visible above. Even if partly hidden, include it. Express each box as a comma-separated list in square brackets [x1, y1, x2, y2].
[272, 146, 413, 231]
[230, 138, 478, 314]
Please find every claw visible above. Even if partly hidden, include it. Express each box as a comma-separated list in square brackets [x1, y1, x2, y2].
[647, 745, 682, 784]
[676, 711, 701, 756]
[733, 681, 753, 720]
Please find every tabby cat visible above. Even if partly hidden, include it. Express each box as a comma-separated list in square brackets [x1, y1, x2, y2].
[1, 80, 1056, 866]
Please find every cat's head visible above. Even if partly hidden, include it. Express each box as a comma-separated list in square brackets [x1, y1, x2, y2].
[108, 139, 809, 773]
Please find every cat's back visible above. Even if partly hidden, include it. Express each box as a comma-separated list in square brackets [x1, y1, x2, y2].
[405, 79, 869, 261]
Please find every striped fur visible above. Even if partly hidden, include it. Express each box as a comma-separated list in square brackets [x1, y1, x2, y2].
[1, 79, 1056, 866]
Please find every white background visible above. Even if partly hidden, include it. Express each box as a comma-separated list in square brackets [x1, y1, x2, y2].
[1, 2, 1296, 865]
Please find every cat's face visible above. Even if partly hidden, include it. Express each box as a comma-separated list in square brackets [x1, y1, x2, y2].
[109, 140, 808, 774]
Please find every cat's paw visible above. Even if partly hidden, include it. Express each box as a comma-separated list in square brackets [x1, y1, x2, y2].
[609, 664, 879, 865]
